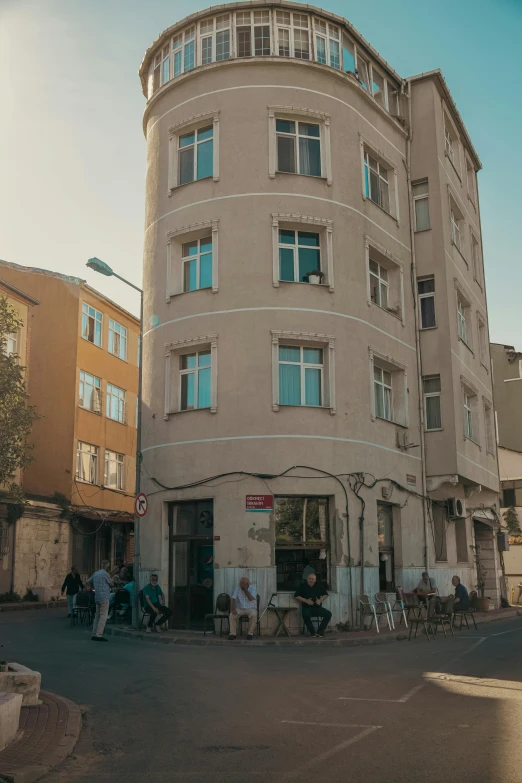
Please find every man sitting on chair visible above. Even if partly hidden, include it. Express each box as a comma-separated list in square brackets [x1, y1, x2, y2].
[142, 574, 172, 633]
[228, 577, 258, 640]
[294, 573, 332, 638]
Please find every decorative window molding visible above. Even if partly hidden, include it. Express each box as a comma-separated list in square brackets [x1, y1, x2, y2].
[359, 134, 400, 225]
[482, 396, 495, 455]
[368, 347, 408, 427]
[268, 105, 332, 185]
[166, 220, 219, 300]
[271, 330, 336, 414]
[164, 334, 218, 418]
[442, 102, 462, 180]
[454, 278, 473, 352]
[168, 110, 220, 192]
[271, 213, 334, 291]
[461, 375, 480, 447]
[364, 235, 404, 324]
[477, 314, 489, 371]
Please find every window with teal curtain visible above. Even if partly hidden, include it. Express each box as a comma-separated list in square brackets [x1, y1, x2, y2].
[278, 230, 320, 282]
[279, 346, 323, 407]
[197, 127, 213, 180]
[180, 351, 211, 410]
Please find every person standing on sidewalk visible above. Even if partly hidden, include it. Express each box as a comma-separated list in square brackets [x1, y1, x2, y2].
[61, 566, 84, 617]
[87, 560, 113, 642]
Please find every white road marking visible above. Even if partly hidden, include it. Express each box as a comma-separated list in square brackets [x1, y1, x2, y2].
[277, 726, 379, 782]
[281, 720, 382, 729]
[491, 626, 522, 637]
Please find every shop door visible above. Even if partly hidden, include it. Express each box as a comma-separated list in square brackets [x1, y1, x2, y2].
[377, 502, 395, 591]
[169, 500, 214, 629]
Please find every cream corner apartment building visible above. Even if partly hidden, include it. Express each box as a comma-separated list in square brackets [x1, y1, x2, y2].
[138, 2, 501, 630]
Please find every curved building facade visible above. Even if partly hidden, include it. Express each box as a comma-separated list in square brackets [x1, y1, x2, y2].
[139, 2, 501, 629]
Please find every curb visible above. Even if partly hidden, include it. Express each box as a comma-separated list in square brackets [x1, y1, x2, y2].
[0, 602, 67, 613]
[104, 608, 522, 648]
[0, 692, 82, 783]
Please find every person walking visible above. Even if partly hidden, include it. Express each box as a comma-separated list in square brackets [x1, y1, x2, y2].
[61, 566, 84, 617]
[87, 560, 113, 642]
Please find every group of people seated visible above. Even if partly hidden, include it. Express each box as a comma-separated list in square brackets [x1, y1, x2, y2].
[413, 570, 470, 613]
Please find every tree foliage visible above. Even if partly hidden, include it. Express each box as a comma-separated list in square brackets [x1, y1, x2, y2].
[0, 295, 39, 501]
[503, 506, 521, 536]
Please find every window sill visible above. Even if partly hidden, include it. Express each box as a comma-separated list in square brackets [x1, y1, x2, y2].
[369, 301, 403, 321]
[414, 227, 431, 233]
[274, 403, 335, 415]
[279, 279, 330, 291]
[166, 286, 216, 302]
[75, 478, 101, 487]
[363, 195, 399, 226]
[274, 170, 328, 184]
[81, 336, 103, 350]
[78, 406, 102, 416]
[425, 428, 443, 433]
[452, 241, 468, 268]
[374, 414, 407, 429]
[473, 278, 483, 292]
[419, 325, 437, 331]
[168, 175, 216, 195]
[106, 417, 127, 426]
[108, 352, 128, 363]
[165, 407, 217, 419]
[464, 435, 481, 449]
[467, 194, 476, 211]
[445, 151, 462, 182]
[480, 361, 489, 373]
[458, 336, 474, 355]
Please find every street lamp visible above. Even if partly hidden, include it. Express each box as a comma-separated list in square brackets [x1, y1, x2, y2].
[86, 257, 143, 629]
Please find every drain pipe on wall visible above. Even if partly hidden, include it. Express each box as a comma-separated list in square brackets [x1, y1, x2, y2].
[405, 79, 430, 572]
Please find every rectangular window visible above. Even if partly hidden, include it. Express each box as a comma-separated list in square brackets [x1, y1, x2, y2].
[371, 66, 387, 109]
[236, 10, 271, 57]
[369, 258, 388, 309]
[356, 52, 369, 90]
[463, 389, 474, 440]
[76, 442, 98, 484]
[173, 34, 183, 77]
[433, 503, 448, 561]
[106, 383, 126, 423]
[182, 236, 213, 291]
[445, 125, 454, 164]
[455, 519, 468, 563]
[418, 277, 436, 329]
[478, 318, 487, 367]
[178, 125, 213, 185]
[275, 496, 329, 590]
[293, 13, 310, 59]
[161, 45, 170, 84]
[484, 401, 494, 454]
[81, 303, 102, 347]
[180, 351, 211, 410]
[364, 151, 390, 213]
[184, 27, 195, 72]
[276, 119, 321, 177]
[170, 27, 196, 79]
[450, 208, 462, 251]
[423, 375, 442, 431]
[278, 230, 321, 283]
[314, 19, 340, 69]
[373, 364, 393, 422]
[6, 330, 18, 357]
[503, 488, 516, 507]
[342, 34, 355, 73]
[413, 180, 430, 231]
[279, 345, 323, 407]
[471, 233, 482, 286]
[466, 158, 476, 205]
[79, 371, 101, 414]
[108, 319, 127, 361]
[216, 15, 231, 61]
[457, 294, 472, 348]
[104, 450, 124, 491]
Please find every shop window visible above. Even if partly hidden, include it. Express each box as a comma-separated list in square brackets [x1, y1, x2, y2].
[275, 497, 329, 590]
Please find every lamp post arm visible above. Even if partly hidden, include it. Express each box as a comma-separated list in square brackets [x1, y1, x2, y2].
[111, 272, 143, 294]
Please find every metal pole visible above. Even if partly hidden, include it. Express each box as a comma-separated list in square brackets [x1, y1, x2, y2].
[133, 289, 144, 628]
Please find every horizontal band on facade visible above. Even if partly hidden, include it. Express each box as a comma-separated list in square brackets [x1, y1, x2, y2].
[142, 306, 416, 350]
[141, 433, 422, 460]
[145, 191, 411, 253]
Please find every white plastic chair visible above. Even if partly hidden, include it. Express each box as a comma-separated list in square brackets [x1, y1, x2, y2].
[374, 592, 395, 630]
[358, 594, 393, 633]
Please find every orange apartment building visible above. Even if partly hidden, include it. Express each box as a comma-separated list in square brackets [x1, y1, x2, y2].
[0, 260, 139, 599]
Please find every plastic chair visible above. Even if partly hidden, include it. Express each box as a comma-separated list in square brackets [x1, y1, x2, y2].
[429, 595, 455, 637]
[392, 587, 420, 628]
[375, 591, 395, 630]
[204, 593, 231, 636]
[239, 593, 261, 636]
[358, 594, 391, 633]
[71, 592, 91, 627]
[408, 601, 434, 641]
[452, 589, 478, 630]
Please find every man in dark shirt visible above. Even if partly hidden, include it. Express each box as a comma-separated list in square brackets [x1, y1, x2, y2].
[294, 573, 332, 638]
[61, 566, 84, 617]
[452, 575, 470, 610]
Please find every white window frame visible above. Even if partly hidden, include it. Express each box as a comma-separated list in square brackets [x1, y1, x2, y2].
[477, 315, 488, 370]
[79, 370, 102, 414]
[168, 111, 220, 193]
[365, 237, 404, 322]
[461, 376, 480, 446]
[271, 213, 334, 291]
[466, 155, 477, 207]
[369, 349, 408, 427]
[455, 282, 472, 350]
[450, 208, 462, 253]
[164, 335, 218, 418]
[313, 18, 340, 69]
[471, 231, 482, 289]
[360, 138, 399, 222]
[483, 398, 495, 455]
[166, 220, 219, 300]
[443, 109, 462, 179]
[274, 10, 310, 60]
[197, 14, 231, 66]
[104, 450, 125, 491]
[463, 390, 473, 440]
[277, 345, 325, 408]
[417, 276, 436, 330]
[369, 63, 388, 110]
[108, 319, 127, 361]
[6, 330, 18, 357]
[106, 383, 126, 424]
[373, 365, 393, 422]
[271, 331, 335, 414]
[412, 179, 430, 232]
[423, 375, 442, 432]
[81, 302, 102, 347]
[234, 9, 272, 57]
[76, 441, 99, 484]
[268, 106, 332, 184]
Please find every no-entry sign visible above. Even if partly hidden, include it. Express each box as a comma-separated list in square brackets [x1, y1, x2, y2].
[135, 492, 148, 517]
[246, 495, 274, 512]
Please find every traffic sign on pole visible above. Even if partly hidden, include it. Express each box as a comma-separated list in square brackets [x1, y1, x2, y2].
[135, 492, 148, 517]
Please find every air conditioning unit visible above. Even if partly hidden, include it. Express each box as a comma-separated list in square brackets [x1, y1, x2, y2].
[446, 497, 465, 519]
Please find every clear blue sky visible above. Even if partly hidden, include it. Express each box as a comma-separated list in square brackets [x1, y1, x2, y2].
[1, 0, 520, 344]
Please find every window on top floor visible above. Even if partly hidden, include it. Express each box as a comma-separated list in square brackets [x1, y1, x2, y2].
[236, 10, 271, 57]
[199, 14, 231, 65]
[81, 303, 102, 347]
[313, 18, 340, 69]
[108, 319, 127, 361]
[466, 157, 477, 206]
[355, 51, 370, 91]
[371, 65, 387, 109]
[172, 26, 196, 79]
[275, 10, 310, 60]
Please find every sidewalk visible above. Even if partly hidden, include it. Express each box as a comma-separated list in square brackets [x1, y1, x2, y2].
[0, 691, 81, 783]
[0, 601, 67, 613]
[104, 606, 522, 648]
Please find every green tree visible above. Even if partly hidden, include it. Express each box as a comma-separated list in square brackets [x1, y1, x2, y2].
[503, 506, 521, 536]
[0, 295, 39, 502]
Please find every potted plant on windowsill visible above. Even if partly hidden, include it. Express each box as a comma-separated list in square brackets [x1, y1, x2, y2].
[306, 270, 325, 285]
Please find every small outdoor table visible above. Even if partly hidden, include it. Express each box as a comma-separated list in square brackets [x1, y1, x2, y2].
[268, 604, 297, 637]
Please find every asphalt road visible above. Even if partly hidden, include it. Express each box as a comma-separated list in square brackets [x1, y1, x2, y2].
[2, 611, 522, 782]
